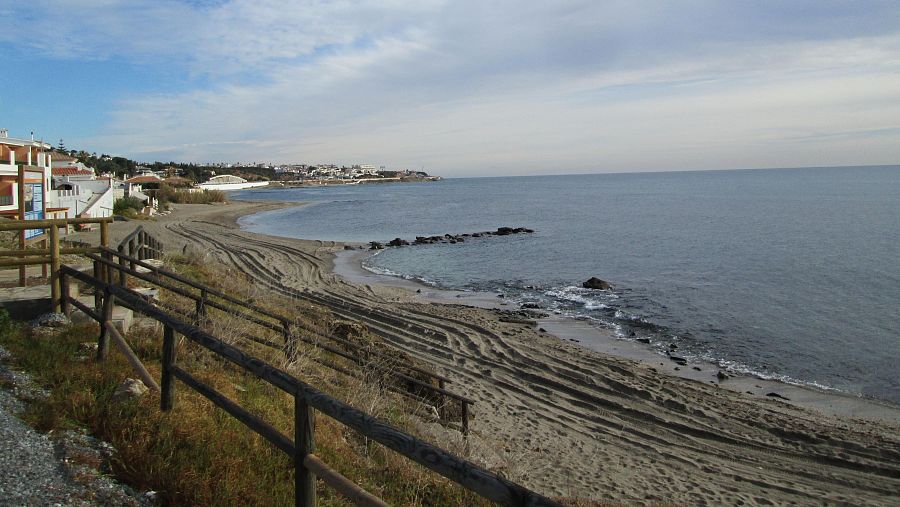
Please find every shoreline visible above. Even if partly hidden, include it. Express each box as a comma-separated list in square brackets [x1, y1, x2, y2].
[332, 248, 900, 422]
[68, 199, 900, 504]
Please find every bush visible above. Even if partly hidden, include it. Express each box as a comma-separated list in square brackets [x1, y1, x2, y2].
[113, 196, 144, 215]
[156, 183, 228, 205]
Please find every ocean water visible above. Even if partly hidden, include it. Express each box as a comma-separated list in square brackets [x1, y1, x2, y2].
[236, 166, 900, 404]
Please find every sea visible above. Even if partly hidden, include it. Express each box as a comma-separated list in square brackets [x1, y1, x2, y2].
[235, 166, 900, 405]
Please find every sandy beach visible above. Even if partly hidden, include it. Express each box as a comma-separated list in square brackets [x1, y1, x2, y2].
[73, 200, 900, 506]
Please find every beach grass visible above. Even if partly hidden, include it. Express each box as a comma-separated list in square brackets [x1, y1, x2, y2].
[0, 315, 506, 506]
[0, 250, 515, 506]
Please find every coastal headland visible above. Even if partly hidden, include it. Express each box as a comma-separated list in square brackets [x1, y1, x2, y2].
[73, 200, 900, 505]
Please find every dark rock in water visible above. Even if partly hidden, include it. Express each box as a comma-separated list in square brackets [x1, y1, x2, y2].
[766, 392, 790, 400]
[449, 240, 456, 244]
[388, 238, 409, 247]
[472, 233, 482, 237]
[669, 355, 688, 366]
[746, 391, 754, 395]
[669, 344, 678, 351]
[692, 366, 702, 371]
[717, 371, 729, 381]
[636, 337, 650, 344]
[495, 227, 515, 235]
[369, 241, 384, 250]
[583, 277, 614, 290]
[521, 302, 542, 309]
[496, 294, 505, 298]
[539, 327, 547, 333]
[674, 367, 681, 371]
[523, 228, 534, 233]
[416, 289, 421, 293]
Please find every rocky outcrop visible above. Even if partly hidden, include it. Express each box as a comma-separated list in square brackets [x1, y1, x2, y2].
[383, 226, 533, 248]
[582, 277, 613, 290]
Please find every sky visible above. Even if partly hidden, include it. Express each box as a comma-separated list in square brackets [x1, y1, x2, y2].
[1, 1, 899, 177]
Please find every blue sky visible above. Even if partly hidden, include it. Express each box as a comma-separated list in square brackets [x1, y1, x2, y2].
[1, 1, 899, 177]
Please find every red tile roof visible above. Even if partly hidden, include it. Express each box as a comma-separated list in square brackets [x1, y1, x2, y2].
[52, 167, 93, 176]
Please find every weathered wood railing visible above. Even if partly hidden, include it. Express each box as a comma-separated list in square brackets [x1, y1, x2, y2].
[0, 217, 114, 308]
[116, 225, 164, 262]
[87, 245, 473, 433]
[58, 265, 560, 507]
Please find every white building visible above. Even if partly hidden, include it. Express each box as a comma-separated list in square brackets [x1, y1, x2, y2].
[198, 174, 269, 190]
[0, 130, 57, 227]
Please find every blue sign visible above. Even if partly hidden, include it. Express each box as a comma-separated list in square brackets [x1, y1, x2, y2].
[24, 183, 45, 240]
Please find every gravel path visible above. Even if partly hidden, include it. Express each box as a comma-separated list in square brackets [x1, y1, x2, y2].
[0, 345, 151, 507]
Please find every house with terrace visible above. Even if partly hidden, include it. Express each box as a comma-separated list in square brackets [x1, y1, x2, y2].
[0, 130, 68, 238]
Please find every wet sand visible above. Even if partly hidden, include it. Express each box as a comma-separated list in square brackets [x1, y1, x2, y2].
[72, 201, 900, 505]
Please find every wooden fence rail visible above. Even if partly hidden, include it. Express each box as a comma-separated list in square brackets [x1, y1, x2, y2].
[0, 216, 113, 301]
[87, 245, 472, 432]
[58, 265, 561, 507]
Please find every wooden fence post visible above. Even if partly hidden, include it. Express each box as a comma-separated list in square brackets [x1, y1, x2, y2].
[295, 394, 316, 507]
[100, 220, 109, 249]
[195, 289, 207, 321]
[282, 320, 296, 360]
[161, 325, 176, 411]
[93, 260, 102, 311]
[128, 239, 136, 270]
[49, 225, 61, 313]
[59, 272, 71, 317]
[118, 245, 127, 286]
[102, 249, 113, 285]
[97, 289, 115, 360]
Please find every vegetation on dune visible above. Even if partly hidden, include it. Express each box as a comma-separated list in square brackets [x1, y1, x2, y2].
[155, 184, 228, 206]
[113, 196, 145, 215]
[0, 256, 498, 506]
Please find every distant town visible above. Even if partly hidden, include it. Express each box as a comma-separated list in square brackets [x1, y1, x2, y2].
[1, 129, 439, 222]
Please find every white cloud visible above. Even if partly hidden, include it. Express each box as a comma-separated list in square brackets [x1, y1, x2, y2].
[6, 1, 900, 174]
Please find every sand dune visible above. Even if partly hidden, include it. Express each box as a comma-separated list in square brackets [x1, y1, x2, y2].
[74, 201, 900, 505]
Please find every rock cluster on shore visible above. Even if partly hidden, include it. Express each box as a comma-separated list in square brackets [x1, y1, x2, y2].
[368, 226, 534, 250]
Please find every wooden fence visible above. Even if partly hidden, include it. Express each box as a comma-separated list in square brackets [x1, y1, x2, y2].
[58, 264, 561, 507]
[0, 217, 114, 308]
[86, 244, 473, 434]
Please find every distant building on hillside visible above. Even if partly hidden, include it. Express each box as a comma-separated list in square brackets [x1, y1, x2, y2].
[198, 174, 269, 191]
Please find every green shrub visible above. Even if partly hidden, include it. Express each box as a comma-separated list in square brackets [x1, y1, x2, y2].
[113, 196, 144, 215]
[157, 183, 228, 205]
